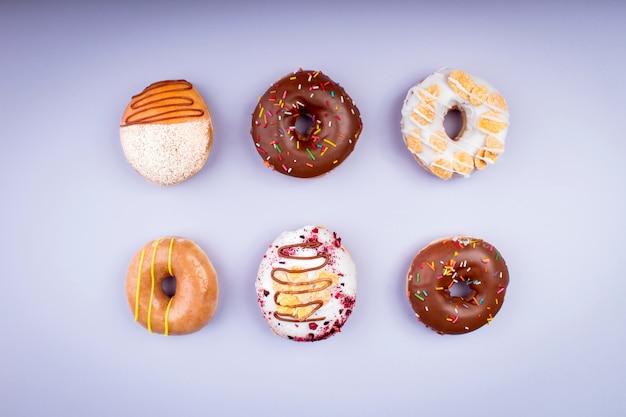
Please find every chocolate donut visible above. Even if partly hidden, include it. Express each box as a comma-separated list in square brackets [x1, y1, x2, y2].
[251, 69, 362, 178]
[406, 236, 509, 334]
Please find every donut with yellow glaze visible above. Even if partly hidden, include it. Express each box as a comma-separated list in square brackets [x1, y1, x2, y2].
[125, 237, 219, 335]
[401, 68, 509, 179]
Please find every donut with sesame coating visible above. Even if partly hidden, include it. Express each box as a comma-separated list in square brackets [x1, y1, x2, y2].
[251, 69, 363, 178]
[120, 79, 213, 186]
[406, 236, 509, 334]
[401, 68, 509, 179]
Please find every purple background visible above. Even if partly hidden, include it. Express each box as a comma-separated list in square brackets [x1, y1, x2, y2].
[1, 1, 624, 415]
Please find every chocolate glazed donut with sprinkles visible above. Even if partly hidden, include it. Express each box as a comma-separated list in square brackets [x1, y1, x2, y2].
[251, 69, 363, 178]
[406, 236, 510, 335]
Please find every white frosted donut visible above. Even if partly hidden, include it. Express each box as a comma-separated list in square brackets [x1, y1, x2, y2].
[255, 225, 357, 342]
[401, 68, 509, 179]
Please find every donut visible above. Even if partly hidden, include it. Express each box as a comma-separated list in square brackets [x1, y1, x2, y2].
[120, 79, 213, 186]
[406, 236, 509, 334]
[125, 237, 219, 335]
[250, 69, 363, 178]
[401, 68, 509, 179]
[256, 225, 357, 341]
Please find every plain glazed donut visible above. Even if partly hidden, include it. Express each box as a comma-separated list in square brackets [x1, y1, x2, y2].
[401, 68, 509, 179]
[406, 236, 509, 334]
[256, 225, 357, 341]
[251, 69, 363, 178]
[120, 80, 213, 186]
[125, 237, 219, 335]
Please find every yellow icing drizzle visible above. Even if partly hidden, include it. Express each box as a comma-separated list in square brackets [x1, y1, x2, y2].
[168, 238, 174, 276]
[134, 237, 176, 335]
[134, 249, 146, 321]
[164, 297, 174, 336]
[164, 238, 175, 336]
[147, 238, 164, 334]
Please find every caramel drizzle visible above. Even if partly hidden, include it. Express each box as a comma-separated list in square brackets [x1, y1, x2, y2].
[134, 238, 175, 336]
[271, 242, 333, 322]
[122, 80, 205, 126]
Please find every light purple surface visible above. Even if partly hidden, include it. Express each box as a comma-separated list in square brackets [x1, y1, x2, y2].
[1, 1, 624, 415]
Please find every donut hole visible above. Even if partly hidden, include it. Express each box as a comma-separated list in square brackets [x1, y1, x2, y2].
[449, 280, 472, 299]
[161, 276, 177, 297]
[295, 112, 315, 137]
[443, 107, 466, 141]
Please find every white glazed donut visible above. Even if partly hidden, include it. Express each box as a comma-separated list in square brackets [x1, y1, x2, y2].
[255, 225, 357, 342]
[401, 68, 509, 179]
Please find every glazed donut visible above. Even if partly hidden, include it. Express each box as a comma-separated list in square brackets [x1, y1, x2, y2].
[406, 236, 509, 334]
[251, 69, 363, 178]
[120, 79, 213, 186]
[125, 237, 219, 335]
[256, 225, 357, 341]
[401, 68, 509, 179]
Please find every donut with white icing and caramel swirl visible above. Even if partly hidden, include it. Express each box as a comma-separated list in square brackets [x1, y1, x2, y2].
[251, 69, 362, 178]
[125, 237, 219, 335]
[256, 226, 357, 341]
[406, 236, 509, 335]
[120, 80, 213, 186]
[401, 68, 509, 179]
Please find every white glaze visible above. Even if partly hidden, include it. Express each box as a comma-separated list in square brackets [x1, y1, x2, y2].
[401, 68, 509, 179]
[255, 225, 357, 341]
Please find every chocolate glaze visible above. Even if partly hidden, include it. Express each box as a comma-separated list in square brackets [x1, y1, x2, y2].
[250, 69, 362, 178]
[271, 242, 333, 322]
[406, 236, 509, 335]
